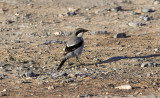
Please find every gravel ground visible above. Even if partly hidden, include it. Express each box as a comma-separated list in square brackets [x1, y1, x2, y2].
[0, 0, 160, 97]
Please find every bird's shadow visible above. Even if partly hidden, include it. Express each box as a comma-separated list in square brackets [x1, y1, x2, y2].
[85, 54, 160, 66]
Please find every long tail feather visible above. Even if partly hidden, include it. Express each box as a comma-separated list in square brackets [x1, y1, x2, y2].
[57, 58, 67, 70]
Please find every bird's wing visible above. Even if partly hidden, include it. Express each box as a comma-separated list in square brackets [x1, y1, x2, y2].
[64, 40, 83, 55]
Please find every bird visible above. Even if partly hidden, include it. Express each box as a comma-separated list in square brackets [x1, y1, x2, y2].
[57, 28, 88, 70]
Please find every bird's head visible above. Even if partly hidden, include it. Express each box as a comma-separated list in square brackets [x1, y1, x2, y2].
[74, 28, 88, 37]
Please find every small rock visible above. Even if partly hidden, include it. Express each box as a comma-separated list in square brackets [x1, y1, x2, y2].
[25, 14, 31, 19]
[108, 84, 115, 88]
[143, 16, 150, 21]
[48, 86, 54, 90]
[69, 74, 75, 78]
[90, 31, 108, 35]
[25, 71, 36, 77]
[0, 93, 7, 96]
[66, 11, 77, 16]
[154, 1, 160, 5]
[154, 48, 160, 52]
[75, 72, 88, 78]
[111, 6, 122, 12]
[142, 8, 153, 13]
[147, 73, 152, 77]
[0, 74, 7, 79]
[42, 40, 62, 45]
[2, 89, 7, 92]
[136, 52, 143, 55]
[141, 62, 157, 67]
[54, 31, 64, 35]
[51, 72, 68, 78]
[140, 16, 150, 21]
[114, 33, 127, 38]
[130, 11, 136, 15]
[16, 80, 23, 84]
[84, 68, 88, 71]
[92, 43, 99, 47]
[115, 84, 132, 90]
[64, 78, 74, 83]
[39, 76, 47, 80]
[12, 40, 21, 43]
[120, 0, 132, 3]
[128, 22, 142, 27]
[68, 8, 78, 12]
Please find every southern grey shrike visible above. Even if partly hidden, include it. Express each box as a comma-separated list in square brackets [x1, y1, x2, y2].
[57, 28, 88, 70]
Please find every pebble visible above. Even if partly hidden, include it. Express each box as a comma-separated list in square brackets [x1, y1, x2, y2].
[0, 93, 7, 96]
[66, 11, 77, 16]
[48, 86, 54, 90]
[154, 48, 160, 52]
[128, 22, 142, 27]
[142, 8, 153, 13]
[90, 31, 108, 35]
[67, 8, 78, 16]
[154, 1, 160, 5]
[111, 6, 122, 12]
[140, 16, 150, 21]
[51, 72, 68, 78]
[75, 72, 88, 78]
[114, 33, 127, 38]
[130, 11, 136, 15]
[25, 14, 31, 19]
[143, 16, 150, 21]
[25, 71, 36, 77]
[68, 7, 78, 12]
[2, 89, 7, 92]
[115, 84, 132, 90]
[141, 62, 157, 67]
[92, 43, 99, 47]
[54, 31, 64, 35]
[42, 40, 62, 45]
[12, 40, 21, 43]
[120, 0, 131, 3]
[0, 74, 7, 79]
[64, 78, 74, 83]
[136, 52, 143, 55]
[39, 76, 48, 80]
[16, 80, 23, 84]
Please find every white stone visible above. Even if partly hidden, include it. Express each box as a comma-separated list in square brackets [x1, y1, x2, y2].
[54, 31, 64, 35]
[115, 85, 132, 90]
[154, 1, 160, 5]
[154, 48, 160, 52]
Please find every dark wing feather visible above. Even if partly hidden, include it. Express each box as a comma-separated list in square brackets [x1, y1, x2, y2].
[64, 40, 83, 55]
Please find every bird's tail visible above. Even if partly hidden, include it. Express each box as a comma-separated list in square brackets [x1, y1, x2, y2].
[57, 58, 67, 70]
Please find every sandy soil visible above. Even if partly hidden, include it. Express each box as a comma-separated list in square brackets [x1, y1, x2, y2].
[0, 0, 160, 97]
